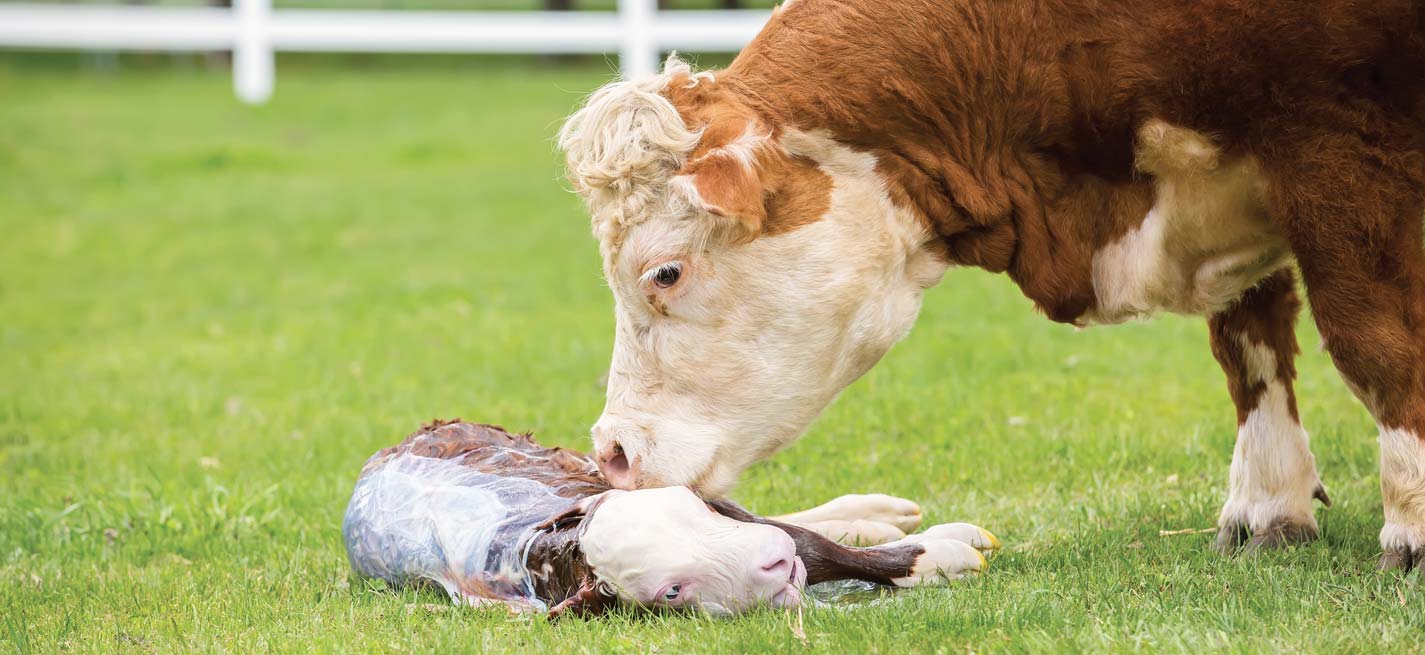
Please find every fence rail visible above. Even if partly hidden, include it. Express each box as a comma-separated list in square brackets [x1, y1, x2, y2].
[0, 0, 770, 103]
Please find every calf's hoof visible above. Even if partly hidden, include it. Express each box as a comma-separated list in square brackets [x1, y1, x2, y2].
[915, 522, 1002, 555]
[889, 536, 987, 587]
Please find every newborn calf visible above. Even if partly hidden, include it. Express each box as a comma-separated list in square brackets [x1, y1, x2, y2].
[342, 420, 998, 618]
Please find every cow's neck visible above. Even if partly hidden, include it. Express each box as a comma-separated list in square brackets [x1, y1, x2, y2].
[719, 0, 1153, 324]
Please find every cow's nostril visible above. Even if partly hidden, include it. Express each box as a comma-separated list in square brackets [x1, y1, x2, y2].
[598, 443, 635, 489]
[605, 451, 628, 475]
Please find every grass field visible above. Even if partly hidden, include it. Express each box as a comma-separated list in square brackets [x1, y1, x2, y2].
[1, 59, 1421, 654]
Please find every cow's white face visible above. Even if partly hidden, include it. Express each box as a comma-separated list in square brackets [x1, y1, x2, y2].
[579, 487, 804, 614]
[562, 63, 948, 495]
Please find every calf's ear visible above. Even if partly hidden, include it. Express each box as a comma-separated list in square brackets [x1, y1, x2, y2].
[676, 149, 768, 241]
[534, 490, 621, 532]
[547, 576, 616, 622]
[705, 498, 758, 523]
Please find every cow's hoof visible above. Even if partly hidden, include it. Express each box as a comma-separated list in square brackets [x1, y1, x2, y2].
[1378, 523, 1425, 572]
[1215, 484, 1327, 554]
[1377, 548, 1419, 572]
[889, 536, 987, 587]
[1215, 516, 1318, 554]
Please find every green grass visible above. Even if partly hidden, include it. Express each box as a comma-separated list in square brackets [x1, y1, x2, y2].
[1, 59, 1421, 654]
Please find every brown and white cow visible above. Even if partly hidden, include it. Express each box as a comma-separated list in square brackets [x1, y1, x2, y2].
[558, 0, 1425, 569]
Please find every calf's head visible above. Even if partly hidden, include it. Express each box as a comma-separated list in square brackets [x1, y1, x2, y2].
[560, 58, 948, 495]
[572, 487, 805, 614]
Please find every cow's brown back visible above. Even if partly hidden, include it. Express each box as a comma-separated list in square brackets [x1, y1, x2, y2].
[717, 0, 1425, 322]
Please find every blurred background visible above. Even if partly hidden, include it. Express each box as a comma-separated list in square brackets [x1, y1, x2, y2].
[0, 0, 791, 464]
[0, 0, 780, 101]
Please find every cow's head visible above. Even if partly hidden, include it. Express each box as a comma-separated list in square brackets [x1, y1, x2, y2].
[559, 58, 948, 495]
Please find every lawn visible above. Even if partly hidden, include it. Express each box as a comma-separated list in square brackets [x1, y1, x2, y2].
[1, 59, 1420, 654]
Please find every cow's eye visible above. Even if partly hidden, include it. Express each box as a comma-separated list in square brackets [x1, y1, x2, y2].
[645, 262, 682, 289]
[662, 584, 681, 601]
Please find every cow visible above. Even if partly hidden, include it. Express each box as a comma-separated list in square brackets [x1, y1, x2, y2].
[341, 421, 996, 617]
[557, 0, 1425, 570]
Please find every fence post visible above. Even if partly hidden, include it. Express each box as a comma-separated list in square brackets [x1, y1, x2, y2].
[234, 0, 274, 103]
[618, 0, 657, 78]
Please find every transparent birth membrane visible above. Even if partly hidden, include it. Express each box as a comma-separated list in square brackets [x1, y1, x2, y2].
[341, 453, 577, 612]
[343, 448, 917, 615]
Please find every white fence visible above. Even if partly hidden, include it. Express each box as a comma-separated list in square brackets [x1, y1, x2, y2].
[0, 0, 771, 103]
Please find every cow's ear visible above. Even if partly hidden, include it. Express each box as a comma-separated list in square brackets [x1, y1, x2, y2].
[677, 150, 768, 241]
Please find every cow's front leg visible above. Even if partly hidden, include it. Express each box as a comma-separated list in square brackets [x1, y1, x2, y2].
[772, 494, 924, 546]
[1209, 270, 1330, 552]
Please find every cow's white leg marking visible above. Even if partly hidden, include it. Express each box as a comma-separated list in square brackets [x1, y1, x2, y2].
[772, 493, 923, 534]
[1378, 427, 1425, 570]
[1217, 337, 1326, 551]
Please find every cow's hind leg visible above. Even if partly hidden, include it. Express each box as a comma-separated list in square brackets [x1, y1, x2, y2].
[1210, 269, 1329, 552]
[1268, 133, 1425, 570]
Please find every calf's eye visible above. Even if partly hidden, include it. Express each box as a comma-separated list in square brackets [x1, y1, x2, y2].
[663, 584, 681, 601]
[647, 262, 682, 289]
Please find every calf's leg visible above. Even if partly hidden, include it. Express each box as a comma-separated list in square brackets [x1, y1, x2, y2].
[788, 519, 907, 547]
[772, 493, 924, 545]
[1267, 133, 1425, 570]
[1209, 269, 1329, 552]
[772, 493, 924, 533]
[709, 500, 988, 585]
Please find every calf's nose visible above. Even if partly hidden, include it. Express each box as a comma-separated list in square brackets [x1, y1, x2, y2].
[757, 554, 794, 583]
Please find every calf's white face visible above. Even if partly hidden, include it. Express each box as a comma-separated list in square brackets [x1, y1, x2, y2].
[578, 487, 805, 614]
[562, 62, 947, 495]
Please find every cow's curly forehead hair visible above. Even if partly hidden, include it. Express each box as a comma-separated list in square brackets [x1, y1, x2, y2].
[558, 56, 713, 258]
